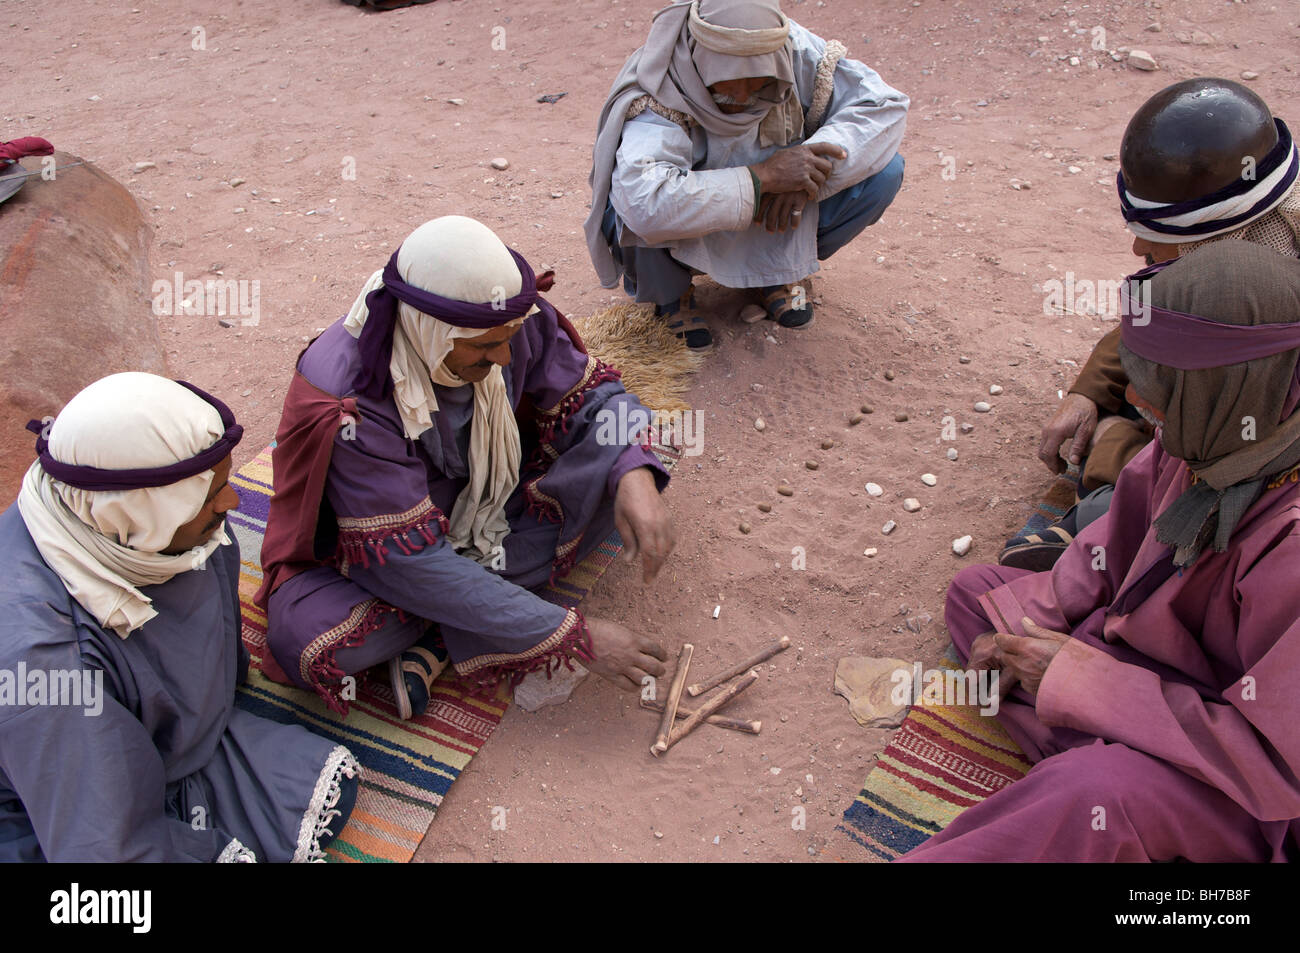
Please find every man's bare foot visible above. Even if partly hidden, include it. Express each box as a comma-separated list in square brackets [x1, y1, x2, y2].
[581, 616, 667, 692]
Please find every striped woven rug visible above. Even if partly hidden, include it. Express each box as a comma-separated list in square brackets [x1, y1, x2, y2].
[228, 443, 677, 862]
[834, 668, 1034, 861]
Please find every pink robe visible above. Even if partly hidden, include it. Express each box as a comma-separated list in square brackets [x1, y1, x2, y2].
[902, 440, 1300, 862]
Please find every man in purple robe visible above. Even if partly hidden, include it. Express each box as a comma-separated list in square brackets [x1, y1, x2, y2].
[902, 241, 1300, 862]
[0, 373, 358, 862]
[256, 216, 673, 719]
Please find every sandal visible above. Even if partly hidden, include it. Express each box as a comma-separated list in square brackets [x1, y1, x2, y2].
[997, 525, 1074, 572]
[655, 290, 713, 350]
[388, 627, 449, 720]
[760, 281, 814, 329]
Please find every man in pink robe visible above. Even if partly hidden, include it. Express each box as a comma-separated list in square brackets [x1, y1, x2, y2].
[902, 241, 1300, 862]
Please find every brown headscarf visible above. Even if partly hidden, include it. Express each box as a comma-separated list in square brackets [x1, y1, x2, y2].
[1120, 240, 1300, 566]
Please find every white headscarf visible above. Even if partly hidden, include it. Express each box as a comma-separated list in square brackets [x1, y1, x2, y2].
[343, 216, 533, 564]
[15, 373, 231, 638]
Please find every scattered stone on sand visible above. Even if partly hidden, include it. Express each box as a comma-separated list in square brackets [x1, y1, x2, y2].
[739, 303, 767, 323]
[447, 97, 466, 105]
[865, 482, 883, 496]
[883, 369, 895, 381]
[1127, 50, 1158, 71]
[894, 412, 909, 422]
[490, 157, 510, 171]
[833, 656, 913, 729]
[739, 521, 752, 534]
[805, 460, 819, 471]
[757, 502, 772, 513]
[218, 318, 235, 328]
[960, 422, 975, 434]
[1145, 22, 1161, 32]
[132, 161, 156, 173]
[754, 417, 766, 432]
[946, 447, 959, 461]
[228, 176, 246, 187]
[958, 355, 971, 364]
[905, 612, 933, 634]
[902, 498, 921, 512]
[861, 404, 874, 414]
[921, 473, 937, 486]
[550, 191, 564, 199]
[821, 438, 834, 450]
[863, 547, 878, 558]
[953, 535, 973, 556]
[765, 334, 778, 344]
[751, 382, 764, 392]
[653, 831, 664, 839]
[514, 661, 589, 711]
[989, 384, 1004, 396]
[1241, 70, 1259, 81]
[848, 413, 863, 425]
[974, 401, 992, 413]
[881, 520, 897, 535]
[777, 484, 794, 497]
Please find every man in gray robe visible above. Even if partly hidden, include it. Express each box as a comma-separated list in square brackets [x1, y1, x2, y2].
[0, 373, 359, 862]
[586, 0, 909, 348]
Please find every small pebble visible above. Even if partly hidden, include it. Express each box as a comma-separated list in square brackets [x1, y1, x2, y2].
[960, 422, 975, 434]
[989, 384, 1004, 396]
[863, 547, 878, 558]
[777, 484, 794, 497]
[946, 447, 959, 461]
[229, 176, 246, 187]
[739, 521, 752, 534]
[1241, 70, 1259, 81]
[974, 401, 992, 413]
[757, 502, 772, 513]
[883, 369, 895, 381]
[921, 473, 937, 486]
[447, 98, 466, 105]
[821, 439, 834, 450]
[881, 520, 898, 535]
[958, 355, 971, 364]
[860, 404, 874, 415]
[953, 535, 973, 556]
[712, 605, 721, 619]
[894, 412, 909, 423]
[754, 417, 766, 432]
[848, 413, 863, 425]
[654, 831, 664, 839]
[805, 460, 819, 471]
[902, 498, 921, 513]
[490, 157, 510, 171]
[865, 482, 883, 497]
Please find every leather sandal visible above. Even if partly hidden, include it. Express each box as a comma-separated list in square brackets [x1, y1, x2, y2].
[388, 629, 449, 720]
[760, 281, 814, 329]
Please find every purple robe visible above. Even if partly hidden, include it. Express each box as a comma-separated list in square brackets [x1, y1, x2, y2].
[263, 301, 668, 712]
[902, 440, 1300, 862]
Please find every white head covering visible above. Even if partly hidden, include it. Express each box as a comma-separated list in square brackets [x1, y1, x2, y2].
[343, 216, 531, 563]
[15, 373, 232, 638]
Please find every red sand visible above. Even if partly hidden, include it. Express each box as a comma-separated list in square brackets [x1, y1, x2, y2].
[5, 0, 1295, 862]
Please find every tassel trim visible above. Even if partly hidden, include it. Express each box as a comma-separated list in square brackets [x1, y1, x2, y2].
[454, 608, 595, 688]
[536, 357, 622, 445]
[301, 598, 404, 715]
[216, 837, 257, 863]
[335, 497, 450, 571]
[293, 744, 361, 863]
[524, 475, 563, 524]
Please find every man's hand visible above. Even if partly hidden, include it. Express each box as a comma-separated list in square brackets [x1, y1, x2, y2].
[1038, 393, 1099, 472]
[582, 616, 668, 691]
[758, 191, 809, 232]
[966, 632, 1018, 698]
[614, 466, 675, 583]
[993, 619, 1072, 697]
[750, 142, 848, 199]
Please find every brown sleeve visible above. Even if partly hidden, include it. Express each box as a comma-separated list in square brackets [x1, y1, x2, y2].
[1068, 327, 1128, 414]
[1080, 417, 1153, 491]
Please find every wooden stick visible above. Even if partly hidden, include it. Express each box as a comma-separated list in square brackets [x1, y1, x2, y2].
[651, 643, 693, 757]
[663, 670, 759, 754]
[639, 698, 761, 735]
[686, 635, 790, 697]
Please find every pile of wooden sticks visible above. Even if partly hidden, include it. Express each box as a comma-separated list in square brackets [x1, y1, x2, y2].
[646, 635, 791, 757]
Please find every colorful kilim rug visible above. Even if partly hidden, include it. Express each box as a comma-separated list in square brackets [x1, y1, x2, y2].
[227, 442, 678, 862]
[1014, 464, 1081, 540]
[834, 662, 1034, 862]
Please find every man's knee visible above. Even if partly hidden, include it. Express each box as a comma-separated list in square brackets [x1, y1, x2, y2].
[874, 152, 905, 205]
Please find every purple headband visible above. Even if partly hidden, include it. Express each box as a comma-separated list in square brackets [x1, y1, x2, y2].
[1117, 118, 1298, 239]
[1120, 260, 1300, 370]
[352, 246, 556, 400]
[25, 381, 243, 491]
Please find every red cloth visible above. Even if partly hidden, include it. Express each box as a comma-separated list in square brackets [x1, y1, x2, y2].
[253, 372, 357, 610]
[0, 137, 54, 164]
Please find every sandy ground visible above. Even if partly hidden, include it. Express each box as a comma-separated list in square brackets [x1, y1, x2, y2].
[5, 0, 1297, 862]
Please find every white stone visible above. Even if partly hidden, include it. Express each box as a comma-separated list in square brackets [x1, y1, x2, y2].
[921, 473, 937, 486]
[1241, 70, 1259, 81]
[974, 401, 992, 413]
[863, 547, 878, 558]
[946, 447, 959, 461]
[754, 417, 766, 432]
[952, 535, 973, 556]
[881, 520, 897, 535]
[902, 498, 921, 513]
[712, 605, 721, 619]
[132, 161, 156, 173]
[1128, 50, 1158, 71]
[514, 662, 589, 711]
[989, 384, 1004, 396]
[958, 355, 971, 364]
[833, 656, 912, 728]
[865, 482, 883, 496]
[490, 157, 510, 171]
[960, 422, 975, 434]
